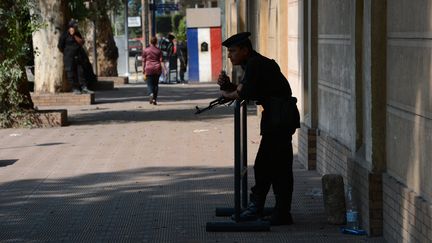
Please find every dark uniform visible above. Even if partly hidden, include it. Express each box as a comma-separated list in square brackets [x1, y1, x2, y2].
[222, 32, 299, 225]
[177, 41, 188, 82]
[57, 21, 90, 93]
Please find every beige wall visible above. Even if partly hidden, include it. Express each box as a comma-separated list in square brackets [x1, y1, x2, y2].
[251, 0, 304, 114]
[317, 0, 357, 149]
[386, 0, 432, 203]
[223, 0, 304, 151]
[223, 0, 432, 240]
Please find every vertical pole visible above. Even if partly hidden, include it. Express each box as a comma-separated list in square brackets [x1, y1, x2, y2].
[241, 100, 248, 208]
[234, 100, 241, 222]
[125, 0, 130, 76]
[92, 18, 98, 75]
[308, 0, 318, 128]
[141, 0, 147, 46]
[152, 0, 156, 36]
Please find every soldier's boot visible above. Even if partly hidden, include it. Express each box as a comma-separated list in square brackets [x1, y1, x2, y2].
[232, 193, 265, 221]
[269, 195, 293, 226]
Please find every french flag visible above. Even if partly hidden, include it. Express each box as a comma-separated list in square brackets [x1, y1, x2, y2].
[187, 27, 222, 82]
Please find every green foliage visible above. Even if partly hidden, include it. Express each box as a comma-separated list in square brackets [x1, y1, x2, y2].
[175, 17, 187, 42]
[128, 0, 141, 17]
[68, 0, 123, 22]
[171, 14, 183, 33]
[0, 0, 42, 127]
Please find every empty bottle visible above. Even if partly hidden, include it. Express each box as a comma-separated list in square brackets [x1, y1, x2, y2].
[345, 186, 359, 230]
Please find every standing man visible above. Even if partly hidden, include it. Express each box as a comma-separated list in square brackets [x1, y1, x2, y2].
[218, 32, 300, 226]
[58, 19, 93, 94]
[158, 34, 175, 83]
[177, 40, 188, 83]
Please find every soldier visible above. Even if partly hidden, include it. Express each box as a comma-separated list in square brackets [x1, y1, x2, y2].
[218, 32, 299, 226]
[58, 19, 93, 94]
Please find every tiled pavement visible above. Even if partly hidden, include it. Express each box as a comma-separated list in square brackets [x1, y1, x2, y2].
[0, 83, 385, 242]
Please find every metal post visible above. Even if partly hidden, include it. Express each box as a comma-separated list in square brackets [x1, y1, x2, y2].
[124, 0, 129, 76]
[151, 0, 156, 36]
[234, 100, 241, 222]
[241, 100, 248, 209]
[206, 99, 270, 232]
[92, 18, 98, 75]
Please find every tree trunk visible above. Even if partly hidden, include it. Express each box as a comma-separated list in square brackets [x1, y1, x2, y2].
[84, 13, 119, 77]
[32, 0, 68, 93]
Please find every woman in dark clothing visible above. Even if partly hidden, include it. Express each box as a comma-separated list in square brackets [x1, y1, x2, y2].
[58, 19, 93, 94]
[142, 36, 164, 105]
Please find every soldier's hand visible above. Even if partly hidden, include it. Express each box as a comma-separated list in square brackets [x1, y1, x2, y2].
[217, 71, 230, 88]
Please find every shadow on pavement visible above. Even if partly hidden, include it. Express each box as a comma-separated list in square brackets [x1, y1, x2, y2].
[94, 84, 222, 105]
[0, 164, 384, 242]
[0, 160, 18, 167]
[69, 106, 237, 125]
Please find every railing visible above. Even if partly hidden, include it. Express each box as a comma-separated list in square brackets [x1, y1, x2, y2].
[206, 100, 270, 232]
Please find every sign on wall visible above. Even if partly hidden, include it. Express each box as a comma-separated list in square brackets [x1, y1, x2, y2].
[128, 16, 141, 27]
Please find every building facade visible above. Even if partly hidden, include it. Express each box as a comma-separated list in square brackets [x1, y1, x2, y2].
[222, 1, 432, 242]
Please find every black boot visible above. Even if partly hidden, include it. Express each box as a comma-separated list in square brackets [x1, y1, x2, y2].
[232, 193, 265, 221]
[269, 195, 293, 226]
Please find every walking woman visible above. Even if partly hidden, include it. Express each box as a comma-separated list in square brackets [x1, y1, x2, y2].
[142, 36, 164, 105]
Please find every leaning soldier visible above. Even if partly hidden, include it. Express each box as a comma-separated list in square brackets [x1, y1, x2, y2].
[218, 32, 300, 225]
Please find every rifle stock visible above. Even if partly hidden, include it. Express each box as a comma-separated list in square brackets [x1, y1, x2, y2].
[195, 96, 234, 114]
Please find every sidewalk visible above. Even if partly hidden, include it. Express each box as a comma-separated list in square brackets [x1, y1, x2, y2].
[0, 83, 385, 242]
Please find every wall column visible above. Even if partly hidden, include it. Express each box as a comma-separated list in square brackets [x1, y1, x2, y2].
[298, 0, 318, 170]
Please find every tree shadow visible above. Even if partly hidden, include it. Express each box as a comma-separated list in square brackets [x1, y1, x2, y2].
[0, 164, 383, 242]
[69, 105, 236, 125]
[0, 143, 66, 150]
[69, 83, 258, 126]
[0, 160, 18, 167]
[94, 84, 223, 105]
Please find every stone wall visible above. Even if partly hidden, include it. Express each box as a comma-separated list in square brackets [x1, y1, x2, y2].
[317, 130, 383, 235]
[384, 1, 432, 241]
[383, 173, 432, 243]
[298, 123, 316, 170]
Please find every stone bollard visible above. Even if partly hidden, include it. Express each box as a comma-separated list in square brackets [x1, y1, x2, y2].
[322, 174, 346, 224]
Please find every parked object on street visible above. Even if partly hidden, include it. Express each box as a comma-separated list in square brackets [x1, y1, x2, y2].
[128, 38, 143, 56]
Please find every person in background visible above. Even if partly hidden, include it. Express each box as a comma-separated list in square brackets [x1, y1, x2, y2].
[158, 34, 176, 83]
[142, 36, 164, 105]
[58, 19, 93, 94]
[177, 40, 188, 83]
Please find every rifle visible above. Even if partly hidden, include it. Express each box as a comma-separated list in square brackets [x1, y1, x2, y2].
[195, 96, 234, 114]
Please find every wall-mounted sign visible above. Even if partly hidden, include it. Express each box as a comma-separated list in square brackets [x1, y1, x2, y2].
[128, 16, 141, 27]
[201, 42, 208, 52]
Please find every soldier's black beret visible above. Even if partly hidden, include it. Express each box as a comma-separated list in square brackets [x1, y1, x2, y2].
[222, 32, 251, 48]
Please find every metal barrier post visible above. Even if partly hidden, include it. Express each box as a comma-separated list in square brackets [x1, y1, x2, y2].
[241, 100, 248, 209]
[206, 100, 270, 232]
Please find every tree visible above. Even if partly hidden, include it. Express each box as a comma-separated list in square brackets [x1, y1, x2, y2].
[174, 16, 186, 42]
[73, 0, 121, 76]
[32, 0, 68, 93]
[0, 0, 42, 127]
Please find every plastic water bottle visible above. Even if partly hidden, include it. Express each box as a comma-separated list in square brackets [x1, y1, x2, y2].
[346, 186, 359, 230]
